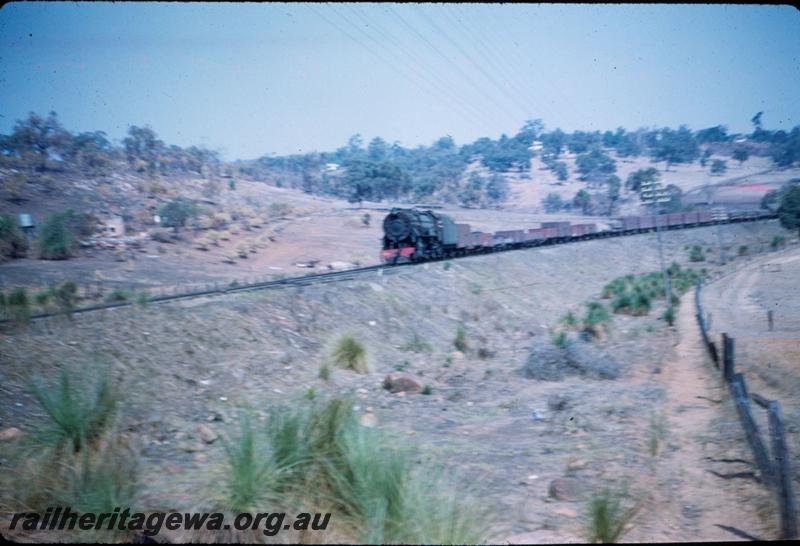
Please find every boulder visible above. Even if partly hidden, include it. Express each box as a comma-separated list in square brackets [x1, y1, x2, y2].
[548, 477, 586, 501]
[0, 427, 22, 441]
[382, 374, 422, 394]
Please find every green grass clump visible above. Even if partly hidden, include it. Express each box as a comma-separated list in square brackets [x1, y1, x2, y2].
[561, 310, 578, 329]
[552, 331, 570, 349]
[219, 397, 488, 544]
[771, 235, 786, 249]
[584, 301, 610, 328]
[587, 488, 638, 543]
[421, 385, 433, 395]
[223, 414, 277, 512]
[453, 326, 468, 352]
[738, 245, 749, 256]
[333, 334, 369, 373]
[30, 366, 119, 453]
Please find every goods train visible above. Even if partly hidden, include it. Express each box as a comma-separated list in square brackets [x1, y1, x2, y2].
[380, 207, 775, 264]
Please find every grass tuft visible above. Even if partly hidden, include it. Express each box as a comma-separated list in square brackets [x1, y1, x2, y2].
[587, 488, 638, 543]
[30, 365, 119, 453]
[333, 334, 369, 374]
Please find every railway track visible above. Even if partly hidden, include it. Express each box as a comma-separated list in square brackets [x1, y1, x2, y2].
[0, 214, 779, 322]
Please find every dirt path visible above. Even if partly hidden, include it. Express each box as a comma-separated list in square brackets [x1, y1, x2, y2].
[629, 293, 770, 542]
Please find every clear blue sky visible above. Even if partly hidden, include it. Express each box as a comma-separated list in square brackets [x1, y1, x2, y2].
[1, 2, 798, 160]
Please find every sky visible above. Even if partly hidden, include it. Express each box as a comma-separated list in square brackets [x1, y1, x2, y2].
[1, 3, 799, 160]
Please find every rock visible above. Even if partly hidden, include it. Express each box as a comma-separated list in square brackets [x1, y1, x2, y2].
[554, 506, 578, 518]
[0, 427, 22, 441]
[548, 477, 585, 501]
[359, 413, 377, 428]
[382, 374, 422, 394]
[566, 459, 588, 473]
[197, 424, 218, 444]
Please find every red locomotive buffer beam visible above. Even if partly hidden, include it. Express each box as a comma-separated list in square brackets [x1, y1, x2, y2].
[380, 247, 415, 262]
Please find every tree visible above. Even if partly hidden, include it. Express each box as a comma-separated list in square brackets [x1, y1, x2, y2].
[695, 125, 728, 144]
[700, 148, 712, 167]
[542, 192, 564, 213]
[573, 189, 591, 214]
[626, 167, 660, 193]
[662, 184, 684, 213]
[159, 198, 197, 230]
[575, 149, 616, 183]
[607, 175, 621, 215]
[485, 173, 508, 202]
[5, 111, 71, 171]
[367, 137, 389, 162]
[710, 159, 727, 175]
[553, 161, 568, 181]
[123, 125, 164, 177]
[649, 126, 699, 171]
[541, 129, 566, 158]
[777, 185, 800, 235]
[732, 148, 749, 166]
[751, 111, 763, 131]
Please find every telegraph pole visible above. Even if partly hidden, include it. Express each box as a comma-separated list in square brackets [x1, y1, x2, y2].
[640, 179, 674, 321]
[712, 206, 728, 265]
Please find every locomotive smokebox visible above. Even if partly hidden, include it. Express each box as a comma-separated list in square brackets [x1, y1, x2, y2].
[383, 211, 413, 242]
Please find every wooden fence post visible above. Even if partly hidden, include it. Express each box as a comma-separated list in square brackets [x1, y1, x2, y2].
[723, 333, 735, 382]
[708, 341, 719, 368]
[768, 401, 798, 539]
[731, 374, 774, 488]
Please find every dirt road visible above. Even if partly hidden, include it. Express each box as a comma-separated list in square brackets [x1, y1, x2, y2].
[627, 292, 770, 542]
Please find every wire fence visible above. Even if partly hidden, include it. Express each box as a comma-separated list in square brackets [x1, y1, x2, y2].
[694, 281, 797, 539]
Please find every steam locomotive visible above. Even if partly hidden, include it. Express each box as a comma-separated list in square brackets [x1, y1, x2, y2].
[380, 207, 775, 264]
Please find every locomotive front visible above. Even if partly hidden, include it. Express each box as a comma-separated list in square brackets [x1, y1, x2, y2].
[380, 208, 453, 263]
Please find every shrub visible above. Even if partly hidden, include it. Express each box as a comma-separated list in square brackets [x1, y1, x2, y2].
[105, 288, 130, 303]
[6, 287, 31, 325]
[661, 306, 675, 326]
[587, 488, 638, 543]
[319, 363, 331, 381]
[738, 245, 749, 256]
[453, 326, 468, 352]
[38, 212, 78, 260]
[421, 385, 433, 395]
[30, 365, 119, 452]
[689, 245, 705, 262]
[771, 235, 786, 249]
[54, 281, 78, 315]
[0, 214, 29, 260]
[333, 334, 369, 373]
